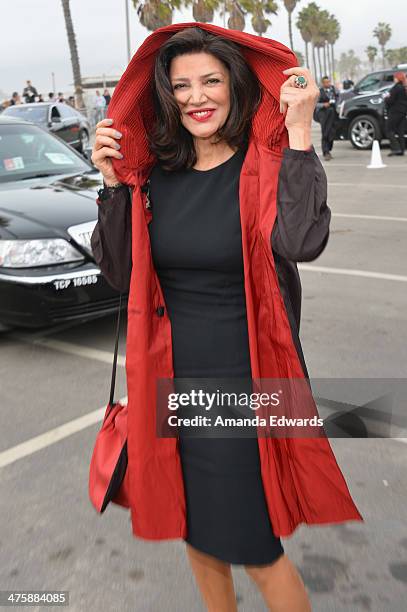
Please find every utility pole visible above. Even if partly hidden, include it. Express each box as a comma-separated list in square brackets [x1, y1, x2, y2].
[125, 0, 131, 63]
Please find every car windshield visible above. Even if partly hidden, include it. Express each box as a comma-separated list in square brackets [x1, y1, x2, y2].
[3, 105, 49, 123]
[0, 123, 90, 183]
[355, 75, 383, 93]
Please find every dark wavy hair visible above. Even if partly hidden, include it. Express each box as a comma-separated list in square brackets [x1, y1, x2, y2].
[147, 27, 262, 171]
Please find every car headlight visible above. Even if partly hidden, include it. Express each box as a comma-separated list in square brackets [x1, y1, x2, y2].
[0, 238, 85, 268]
[369, 97, 383, 105]
[338, 101, 345, 118]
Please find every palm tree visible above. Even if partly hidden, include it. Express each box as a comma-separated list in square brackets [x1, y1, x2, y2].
[316, 9, 330, 76]
[298, 25, 312, 69]
[314, 35, 325, 80]
[366, 45, 378, 71]
[310, 7, 330, 81]
[61, 0, 84, 110]
[385, 47, 407, 66]
[183, 0, 219, 22]
[294, 49, 304, 66]
[239, 0, 278, 37]
[373, 22, 392, 68]
[338, 50, 361, 81]
[385, 48, 401, 68]
[296, 7, 312, 69]
[283, 0, 301, 50]
[296, 3, 320, 80]
[133, 0, 182, 30]
[399, 47, 407, 63]
[222, 0, 246, 30]
[326, 14, 340, 78]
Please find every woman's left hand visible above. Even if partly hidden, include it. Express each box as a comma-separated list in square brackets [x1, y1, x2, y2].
[280, 67, 320, 150]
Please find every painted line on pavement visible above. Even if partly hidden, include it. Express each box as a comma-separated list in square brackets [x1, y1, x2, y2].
[332, 213, 407, 223]
[0, 396, 127, 468]
[13, 314, 111, 342]
[0, 404, 404, 469]
[326, 163, 406, 168]
[298, 265, 407, 283]
[10, 334, 126, 367]
[329, 182, 407, 189]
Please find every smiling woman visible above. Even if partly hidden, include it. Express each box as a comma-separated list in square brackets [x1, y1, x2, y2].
[149, 37, 261, 171]
[169, 56, 239, 170]
[89, 22, 361, 612]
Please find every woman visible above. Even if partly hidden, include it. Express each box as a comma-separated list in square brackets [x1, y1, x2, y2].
[90, 24, 362, 611]
[385, 71, 407, 156]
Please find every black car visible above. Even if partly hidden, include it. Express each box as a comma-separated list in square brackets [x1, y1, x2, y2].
[348, 66, 407, 98]
[1, 102, 91, 154]
[0, 116, 125, 330]
[336, 84, 407, 150]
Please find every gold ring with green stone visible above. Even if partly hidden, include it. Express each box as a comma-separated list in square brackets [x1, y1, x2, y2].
[294, 75, 308, 89]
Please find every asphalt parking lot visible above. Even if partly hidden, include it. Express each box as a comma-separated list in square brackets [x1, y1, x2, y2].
[1, 133, 406, 612]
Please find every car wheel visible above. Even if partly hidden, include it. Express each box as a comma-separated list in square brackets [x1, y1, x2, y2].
[349, 115, 381, 150]
[79, 129, 89, 153]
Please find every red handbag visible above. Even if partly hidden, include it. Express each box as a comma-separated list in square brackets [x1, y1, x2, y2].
[88, 292, 131, 512]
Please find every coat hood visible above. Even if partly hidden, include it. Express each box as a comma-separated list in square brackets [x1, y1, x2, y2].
[107, 21, 298, 185]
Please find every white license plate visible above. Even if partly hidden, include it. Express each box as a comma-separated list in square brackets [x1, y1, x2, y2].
[53, 274, 98, 290]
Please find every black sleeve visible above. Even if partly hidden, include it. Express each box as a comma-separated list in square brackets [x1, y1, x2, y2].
[90, 185, 132, 292]
[385, 84, 398, 107]
[271, 146, 331, 262]
[315, 87, 328, 111]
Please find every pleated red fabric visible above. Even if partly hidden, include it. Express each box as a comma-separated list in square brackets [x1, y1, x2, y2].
[105, 21, 363, 539]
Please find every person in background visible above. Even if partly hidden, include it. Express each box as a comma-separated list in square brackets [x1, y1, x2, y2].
[68, 96, 76, 108]
[342, 78, 354, 91]
[314, 75, 339, 161]
[94, 89, 106, 123]
[103, 88, 111, 107]
[37, 94, 44, 103]
[48, 92, 56, 102]
[57, 92, 65, 103]
[385, 71, 407, 157]
[338, 78, 355, 104]
[22, 80, 38, 103]
[10, 92, 22, 106]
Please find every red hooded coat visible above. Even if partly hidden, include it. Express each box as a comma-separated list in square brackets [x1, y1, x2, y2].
[106, 21, 363, 540]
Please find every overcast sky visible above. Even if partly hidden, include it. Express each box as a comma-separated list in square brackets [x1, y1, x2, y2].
[1, 0, 405, 98]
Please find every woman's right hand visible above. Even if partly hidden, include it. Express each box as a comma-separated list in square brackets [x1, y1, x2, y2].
[91, 118, 124, 186]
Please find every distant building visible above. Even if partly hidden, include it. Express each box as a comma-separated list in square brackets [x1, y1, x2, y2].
[70, 75, 121, 111]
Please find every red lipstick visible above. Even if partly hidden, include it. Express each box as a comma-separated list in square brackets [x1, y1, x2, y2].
[187, 109, 216, 122]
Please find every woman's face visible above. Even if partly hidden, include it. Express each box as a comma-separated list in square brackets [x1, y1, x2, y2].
[169, 52, 231, 141]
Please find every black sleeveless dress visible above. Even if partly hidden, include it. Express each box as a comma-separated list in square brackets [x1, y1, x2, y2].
[148, 148, 284, 565]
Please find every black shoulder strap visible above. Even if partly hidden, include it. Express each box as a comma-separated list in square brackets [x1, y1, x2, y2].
[109, 292, 123, 406]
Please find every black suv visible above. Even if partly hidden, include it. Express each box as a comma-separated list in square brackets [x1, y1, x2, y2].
[352, 69, 405, 96]
[336, 67, 407, 149]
